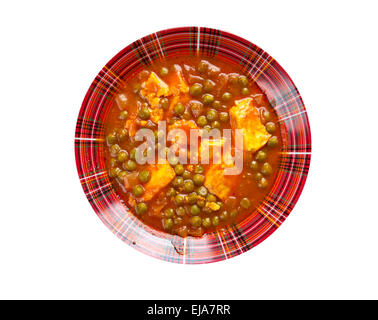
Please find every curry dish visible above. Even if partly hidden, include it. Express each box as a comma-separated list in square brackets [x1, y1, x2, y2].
[104, 57, 282, 237]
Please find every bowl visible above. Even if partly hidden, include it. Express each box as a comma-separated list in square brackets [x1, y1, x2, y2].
[75, 27, 311, 264]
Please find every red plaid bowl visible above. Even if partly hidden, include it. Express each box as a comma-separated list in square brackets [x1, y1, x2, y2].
[75, 27, 311, 264]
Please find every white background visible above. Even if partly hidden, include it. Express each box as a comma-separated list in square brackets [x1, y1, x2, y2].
[1, 0, 377, 300]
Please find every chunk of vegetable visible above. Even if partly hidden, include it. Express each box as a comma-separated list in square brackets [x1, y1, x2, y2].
[229, 98, 271, 152]
[140, 72, 169, 123]
[141, 160, 176, 201]
[204, 164, 238, 200]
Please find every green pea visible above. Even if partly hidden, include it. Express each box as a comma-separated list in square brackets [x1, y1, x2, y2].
[172, 176, 184, 188]
[129, 148, 136, 160]
[117, 150, 129, 163]
[254, 172, 263, 181]
[250, 160, 259, 170]
[176, 207, 186, 217]
[206, 109, 218, 121]
[117, 171, 128, 182]
[174, 194, 184, 205]
[109, 158, 118, 168]
[109, 167, 121, 178]
[160, 97, 169, 110]
[267, 136, 279, 148]
[164, 208, 175, 218]
[261, 162, 273, 176]
[213, 100, 222, 109]
[229, 74, 239, 85]
[190, 216, 202, 228]
[198, 60, 209, 73]
[263, 110, 272, 121]
[222, 92, 232, 101]
[124, 159, 137, 171]
[138, 170, 151, 183]
[212, 216, 219, 227]
[117, 129, 128, 141]
[162, 218, 173, 230]
[197, 186, 208, 197]
[258, 177, 269, 189]
[240, 198, 251, 209]
[255, 150, 267, 162]
[174, 164, 185, 175]
[132, 185, 144, 197]
[206, 194, 217, 202]
[136, 202, 147, 215]
[197, 198, 206, 208]
[211, 120, 220, 129]
[219, 112, 229, 122]
[241, 87, 250, 95]
[238, 75, 249, 87]
[166, 187, 177, 197]
[189, 83, 203, 97]
[202, 94, 214, 105]
[220, 211, 229, 221]
[110, 144, 121, 157]
[138, 107, 151, 120]
[194, 165, 204, 174]
[203, 79, 215, 92]
[193, 174, 205, 186]
[265, 122, 277, 133]
[183, 170, 191, 179]
[188, 192, 198, 204]
[202, 217, 212, 228]
[184, 180, 195, 193]
[230, 209, 238, 218]
[106, 133, 117, 145]
[190, 204, 201, 215]
[174, 102, 185, 115]
[119, 110, 129, 120]
[197, 115, 208, 127]
[160, 67, 169, 77]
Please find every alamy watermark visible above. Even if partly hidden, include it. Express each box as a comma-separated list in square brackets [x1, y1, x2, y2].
[133, 121, 243, 175]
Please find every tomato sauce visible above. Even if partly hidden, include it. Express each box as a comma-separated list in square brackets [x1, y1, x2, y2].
[104, 56, 282, 237]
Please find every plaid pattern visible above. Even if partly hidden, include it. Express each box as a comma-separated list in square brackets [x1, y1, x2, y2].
[75, 27, 311, 264]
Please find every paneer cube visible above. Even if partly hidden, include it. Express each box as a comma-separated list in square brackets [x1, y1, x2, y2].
[167, 64, 189, 95]
[125, 112, 138, 137]
[141, 160, 176, 201]
[229, 98, 271, 152]
[140, 72, 169, 123]
[168, 119, 199, 138]
[204, 164, 238, 200]
[166, 66, 190, 116]
[199, 138, 225, 164]
[141, 72, 170, 104]
[140, 68, 190, 123]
